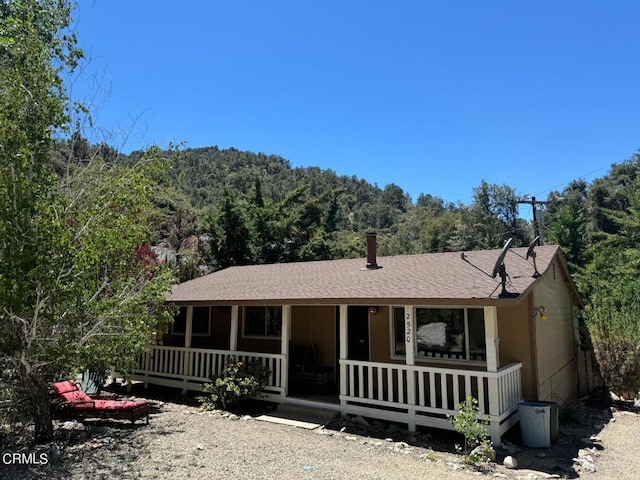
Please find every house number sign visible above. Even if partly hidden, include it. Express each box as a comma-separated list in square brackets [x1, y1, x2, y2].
[405, 311, 412, 343]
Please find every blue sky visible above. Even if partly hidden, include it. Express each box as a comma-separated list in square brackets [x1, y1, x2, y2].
[72, 1, 640, 207]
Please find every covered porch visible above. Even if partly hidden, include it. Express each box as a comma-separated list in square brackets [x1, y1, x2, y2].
[122, 303, 523, 444]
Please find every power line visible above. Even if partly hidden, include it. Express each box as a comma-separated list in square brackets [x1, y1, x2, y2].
[533, 164, 613, 198]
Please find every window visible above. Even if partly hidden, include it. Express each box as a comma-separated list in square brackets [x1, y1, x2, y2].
[172, 307, 187, 334]
[392, 307, 486, 361]
[243, 306, 282, 338]
[192, 307, 211, 336]
[171, 306, 211, 336]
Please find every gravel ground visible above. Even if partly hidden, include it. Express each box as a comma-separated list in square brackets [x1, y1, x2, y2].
[2, 391, 639, 480]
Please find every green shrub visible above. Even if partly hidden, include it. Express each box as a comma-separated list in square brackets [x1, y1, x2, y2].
[198, 358, 271, 411]
[448, 396, 494, 465]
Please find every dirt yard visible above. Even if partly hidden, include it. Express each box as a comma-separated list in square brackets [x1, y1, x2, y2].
[1, 387, 638, 479]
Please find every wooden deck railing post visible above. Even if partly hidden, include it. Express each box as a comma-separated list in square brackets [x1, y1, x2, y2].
[182, 307, 193, 394]
[281, 305, 291, 399]
[230, 305, 239, 351]
[483, 306, 503, 446]
[339, 304, 348, 416]
[404, 305, 417, 431]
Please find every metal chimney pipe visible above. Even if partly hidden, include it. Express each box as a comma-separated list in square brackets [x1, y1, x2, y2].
[365, 232, 379, 269]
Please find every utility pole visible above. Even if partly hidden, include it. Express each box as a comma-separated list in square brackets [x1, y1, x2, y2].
[518, 196, 551, 245]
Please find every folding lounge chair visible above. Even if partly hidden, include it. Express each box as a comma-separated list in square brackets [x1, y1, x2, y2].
[51, 380, 149, 424]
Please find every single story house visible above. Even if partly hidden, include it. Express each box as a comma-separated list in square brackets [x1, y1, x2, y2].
[122, 234, 596, 445]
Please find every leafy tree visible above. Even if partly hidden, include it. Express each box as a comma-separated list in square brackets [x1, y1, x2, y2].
[451, 181, 529, 251]
[209, 189, 252, 269]
[581, 172, 640, 395]
[546, 188, 590, 273]
[0, 1, 175, 442]
[584, 277, 640, 396]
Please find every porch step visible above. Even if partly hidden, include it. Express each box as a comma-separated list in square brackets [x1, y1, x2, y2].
[255, 404, 339, 430]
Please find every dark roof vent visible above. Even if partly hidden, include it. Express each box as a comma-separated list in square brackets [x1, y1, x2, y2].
[365, 232, 382, 270]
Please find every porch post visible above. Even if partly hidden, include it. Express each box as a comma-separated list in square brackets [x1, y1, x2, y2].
[230, 305, 239, 351]
[281, 305, 291, 397]
[404, 305, 417, 431]
[484, 305, 501, 445]
[339, 304, 348, 416]
[182, 306, 193, 393]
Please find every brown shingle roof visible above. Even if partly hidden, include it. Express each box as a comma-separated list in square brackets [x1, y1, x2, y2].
[167, 245, 566, 305]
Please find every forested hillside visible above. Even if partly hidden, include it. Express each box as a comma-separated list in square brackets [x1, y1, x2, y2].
[54, 138, 640, 286]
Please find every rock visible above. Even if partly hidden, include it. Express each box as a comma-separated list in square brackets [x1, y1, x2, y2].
[470, 444, 496, 462]
[345, 435, 358, 441]
[196, 443, 204, 450]
[590, 435, 602, 442]
[526, 473, 539, 479]
[384, 437, 394, 442]
[581, 461, 597, 473]
[240, 415, 252, 421]
[393, 441, 409, 451]
[503, 456, 518, 469]
[578, 448, 590, 458]
[500, 442, 518, 455]
[59, 420, 84, 430]
[228, 414, 239, 420]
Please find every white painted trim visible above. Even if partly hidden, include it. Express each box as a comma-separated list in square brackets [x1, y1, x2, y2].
[404, 305, 416, 366]
[184, 306, 193, 349]
[339, 304, 348, 416]
[484, 306, 499, 372]
[281, 305, 291, 395]
[230, 305, 238, 351]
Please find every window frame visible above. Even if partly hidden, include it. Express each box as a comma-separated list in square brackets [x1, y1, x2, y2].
[242, 306, 283, 339]
[171, 306, 211, 337]
[389, 305, 487, 364]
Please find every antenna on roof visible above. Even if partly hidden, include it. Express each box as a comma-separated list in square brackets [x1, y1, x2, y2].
[491, 238, 517, 298]
[525, 236, 541, 278]
[460, 239, 518, 298]
[460, 252, 493, 277]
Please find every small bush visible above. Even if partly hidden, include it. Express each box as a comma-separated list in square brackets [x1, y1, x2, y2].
[448, 396, 494, 465]
[198, 358, 270, 411]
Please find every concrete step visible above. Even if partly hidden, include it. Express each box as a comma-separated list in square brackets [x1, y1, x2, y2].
[255, 404, 339, 430]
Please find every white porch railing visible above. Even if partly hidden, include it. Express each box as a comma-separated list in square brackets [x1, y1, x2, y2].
[339, 359, 522, 443]
[126, 346, 286, 399]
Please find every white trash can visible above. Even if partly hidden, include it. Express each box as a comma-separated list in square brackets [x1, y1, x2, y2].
[517, 402, 552, 448]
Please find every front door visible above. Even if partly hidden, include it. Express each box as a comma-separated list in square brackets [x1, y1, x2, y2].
[347, 306, 370, 361]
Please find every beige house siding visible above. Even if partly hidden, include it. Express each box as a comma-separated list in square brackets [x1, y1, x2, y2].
[369, 306, 392, 363]
[533, 261, 578, 402]
[290, 306, 336, 369]
[497, 299, 537, 400]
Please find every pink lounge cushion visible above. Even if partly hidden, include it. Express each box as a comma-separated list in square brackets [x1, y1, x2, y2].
[51, 381, 79, 395]
[52, 381, 92, 403]
[92, 400, 147, 411]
